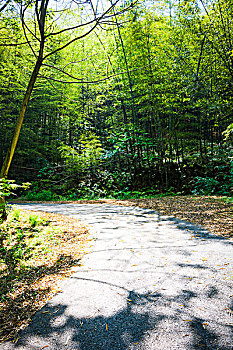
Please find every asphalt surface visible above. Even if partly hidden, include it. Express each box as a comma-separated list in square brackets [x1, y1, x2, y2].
[1, 203, 233, 350]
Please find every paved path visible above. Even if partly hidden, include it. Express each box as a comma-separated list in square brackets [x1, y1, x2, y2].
[1, 203, 233, 350]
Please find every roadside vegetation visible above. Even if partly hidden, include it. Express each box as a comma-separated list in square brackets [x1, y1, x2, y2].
[0, 0, 233, 213]
[0, 0, 232, 339]
[0, 206, 90, 343]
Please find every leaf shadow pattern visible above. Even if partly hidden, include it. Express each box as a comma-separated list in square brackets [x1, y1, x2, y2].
[187, 321, 232, 350]
[0, 254, 81, 343]
[2, 203, 232, 349]
[1, 287, 232, 350]
[0, 291, 165, 350]
[157, 215, 233, 245]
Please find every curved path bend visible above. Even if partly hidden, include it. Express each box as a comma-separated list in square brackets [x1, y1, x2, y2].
[1, 203, 233, 350]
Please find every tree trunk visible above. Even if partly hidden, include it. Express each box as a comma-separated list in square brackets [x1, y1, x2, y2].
[0, 58, 43, 179]
[0, 57, 43, 221]
[0, 196, 7, 222]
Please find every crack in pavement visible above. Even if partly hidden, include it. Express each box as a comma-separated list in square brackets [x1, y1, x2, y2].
[1, 203, 232, 350]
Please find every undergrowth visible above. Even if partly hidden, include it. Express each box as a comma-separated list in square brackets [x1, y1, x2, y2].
[0, 207, 60, 272]
[0, 206, 90, 343]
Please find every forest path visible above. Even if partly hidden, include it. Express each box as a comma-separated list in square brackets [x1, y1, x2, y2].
[1, 203, 233, 350]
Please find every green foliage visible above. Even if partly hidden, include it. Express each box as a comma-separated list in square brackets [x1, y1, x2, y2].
[192, 177, 220, 195]
[10, 207, 20, 221]
[0, 179, 30, 198]
[28, 213, 44, 227]
[0, 1, 233, 198]
[0, 180, 30, 222]
[223, 197, 233, 204]
[0, 210, 37, 271]
[192, 172, 233, 196]
[58, 132, 103, 173]
[223, 123, 233, 142]
[0, 207, 60, 272]
[24, 190, 58, 201]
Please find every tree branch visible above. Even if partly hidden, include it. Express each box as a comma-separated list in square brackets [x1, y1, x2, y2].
[43, 0, 139, 60]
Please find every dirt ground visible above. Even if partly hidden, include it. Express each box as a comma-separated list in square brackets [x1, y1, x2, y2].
[107, 196, 233, 239]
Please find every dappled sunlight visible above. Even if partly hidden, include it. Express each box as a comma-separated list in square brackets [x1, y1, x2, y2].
[2, 287, 232, 350]
[1, 203, 232, 349]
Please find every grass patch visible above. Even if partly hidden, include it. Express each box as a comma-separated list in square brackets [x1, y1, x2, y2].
[0, 207, 91, 343]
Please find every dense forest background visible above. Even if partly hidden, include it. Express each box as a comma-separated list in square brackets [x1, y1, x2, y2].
[0, 0, 233, 200]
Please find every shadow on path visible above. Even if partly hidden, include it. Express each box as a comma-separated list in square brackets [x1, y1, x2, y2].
[3, 285, 232, 350]
[2, 203, 232, 350]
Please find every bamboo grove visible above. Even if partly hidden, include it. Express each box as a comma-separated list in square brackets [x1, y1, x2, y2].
[0, 0, 232, 200]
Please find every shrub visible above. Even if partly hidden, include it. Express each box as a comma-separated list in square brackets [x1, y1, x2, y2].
[28, 214, 43, 227]
[192, 177, 220, 195]
[24, 190, 60, 201]
[9, 207, 21, 221]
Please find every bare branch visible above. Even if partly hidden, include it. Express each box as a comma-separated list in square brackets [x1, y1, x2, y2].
[21, 15, 40, 42]
[0, 0, 10, 13]
[43, 75, 81, 102]
[39, 62, 153, 84]
[20, 2, 37, 57]
[44, 1, 123, 39]
[43, 20, 100, 60]
[43, 0, 138, 60]
[62, 54, 99, 69]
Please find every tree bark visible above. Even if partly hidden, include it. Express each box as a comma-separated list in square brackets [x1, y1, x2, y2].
[0, 196, 7, 222]
[0, 59, 43, 179]
[0, 57, 43, 220]
[0, 0, 46, 221]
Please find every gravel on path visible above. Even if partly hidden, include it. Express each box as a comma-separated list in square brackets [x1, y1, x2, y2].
[1, 203, 232, 350]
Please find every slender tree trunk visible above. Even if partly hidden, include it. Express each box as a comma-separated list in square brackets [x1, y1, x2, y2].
[0, 196, 7, 222]
[0, 53, 43, 221]
[0, 59, 43, 179]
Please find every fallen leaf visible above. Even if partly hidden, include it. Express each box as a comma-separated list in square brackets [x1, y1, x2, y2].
[65, 335, 70, 345]
[13, 337, 20, 343]
[226, 308, 233, 316]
